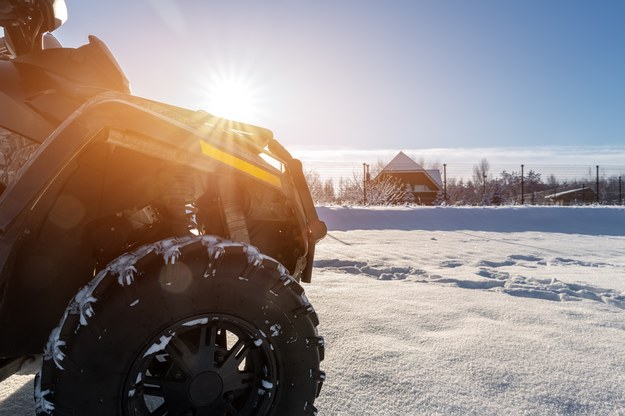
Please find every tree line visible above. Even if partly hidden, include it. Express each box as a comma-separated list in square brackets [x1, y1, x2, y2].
[305, 158, 625, 206]
[306, 161, 414, 205]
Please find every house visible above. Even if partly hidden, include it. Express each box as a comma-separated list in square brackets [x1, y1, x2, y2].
[374, 151, 443, 205]
[544, 187, 598, 206]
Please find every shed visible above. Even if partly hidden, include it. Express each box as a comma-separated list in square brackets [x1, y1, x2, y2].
[544, 187, 598, 206]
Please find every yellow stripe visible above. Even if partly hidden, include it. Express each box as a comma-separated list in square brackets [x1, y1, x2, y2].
[199, 140, 282, 188]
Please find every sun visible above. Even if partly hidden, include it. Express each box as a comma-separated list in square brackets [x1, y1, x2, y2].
[204, 73, 260, 123]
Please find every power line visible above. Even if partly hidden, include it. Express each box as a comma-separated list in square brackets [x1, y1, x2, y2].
[302, 161, 625, 184]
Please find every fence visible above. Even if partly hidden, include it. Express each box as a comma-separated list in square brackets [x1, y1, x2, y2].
[302, 161, 625, 206]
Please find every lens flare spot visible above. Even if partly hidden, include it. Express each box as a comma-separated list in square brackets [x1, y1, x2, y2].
[158, 262, 193, 294]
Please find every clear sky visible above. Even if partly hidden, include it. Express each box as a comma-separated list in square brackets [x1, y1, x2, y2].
[50, 0, 625, 155]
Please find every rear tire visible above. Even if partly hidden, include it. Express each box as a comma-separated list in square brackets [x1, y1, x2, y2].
[35, 236, 324, 415]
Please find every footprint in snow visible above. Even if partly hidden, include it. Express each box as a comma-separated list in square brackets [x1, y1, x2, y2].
[477, 259, 516, 268]
[315, 259, 425, 281]
[439, 260, 464, 268]
[508, 254, 543, 262]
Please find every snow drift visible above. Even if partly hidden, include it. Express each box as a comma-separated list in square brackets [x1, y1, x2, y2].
[317, 205, 625, 235]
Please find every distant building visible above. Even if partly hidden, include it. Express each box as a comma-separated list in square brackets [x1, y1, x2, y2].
[544, 187, 598, 206]
[375, 151, 442, 205]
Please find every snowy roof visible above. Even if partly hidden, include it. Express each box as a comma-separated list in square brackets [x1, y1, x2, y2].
[426, 169, 443, 187]
[381, 151, 443, 188]
[544, 187, 596, 199]
[381, 151, 424, 173]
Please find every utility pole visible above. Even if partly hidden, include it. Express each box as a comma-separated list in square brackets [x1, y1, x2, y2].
[619, 176, 622, 205]
[596, 165, 600, 204]
[362, 163, 369, 205]
[443, 163, 447, 203]
[520, 164, 524, 205]
[483, 173, 487, 205]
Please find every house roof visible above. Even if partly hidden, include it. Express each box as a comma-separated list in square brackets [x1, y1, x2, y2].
[382, 151, 424, 172]
[426, 169, 443, 187]
[381, 151, 443, 188]
[545, 187, 597, 199]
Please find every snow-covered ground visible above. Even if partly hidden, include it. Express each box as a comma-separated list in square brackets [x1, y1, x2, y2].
[2, 206, 625, 415]
[308, 206, 625, 415]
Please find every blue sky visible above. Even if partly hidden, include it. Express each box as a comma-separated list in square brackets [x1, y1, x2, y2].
[48, 1, 625, 155]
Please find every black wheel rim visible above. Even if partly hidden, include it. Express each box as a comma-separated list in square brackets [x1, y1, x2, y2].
[123, 314, 278, 415]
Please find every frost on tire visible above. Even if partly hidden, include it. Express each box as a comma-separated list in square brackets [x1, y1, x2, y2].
[37, 236, 324, 415]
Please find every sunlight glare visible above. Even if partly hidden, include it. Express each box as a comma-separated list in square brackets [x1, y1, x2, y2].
[205, 74, 259, 123]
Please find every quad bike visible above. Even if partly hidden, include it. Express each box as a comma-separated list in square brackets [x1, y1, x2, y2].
[0, 0, 327, 414]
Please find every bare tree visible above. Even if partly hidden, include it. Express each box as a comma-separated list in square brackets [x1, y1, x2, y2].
[428, 160, 442, 171]
[366, 173, 407, 205]
[472, 158, 490, 189]
[337, 175, 361, 204]
[334, 163, 408, 205]
[304, 171, 335, 204]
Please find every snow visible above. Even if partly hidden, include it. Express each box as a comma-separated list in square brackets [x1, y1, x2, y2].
[182, 318, 209, 327]
[143, 334, 174, 358]
[33, 374, 53, 414]
[42, 324, 66, 371]
[2, 206, 625, 414]
[307, 206, 625, 415]
[270, 324, 282, 337]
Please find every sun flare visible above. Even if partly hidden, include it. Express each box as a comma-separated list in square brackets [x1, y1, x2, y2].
[204, 74, 260, 123]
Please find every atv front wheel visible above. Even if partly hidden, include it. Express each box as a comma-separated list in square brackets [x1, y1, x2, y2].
[36, 236, 324, 415]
